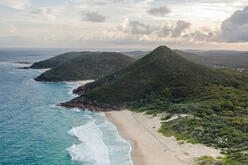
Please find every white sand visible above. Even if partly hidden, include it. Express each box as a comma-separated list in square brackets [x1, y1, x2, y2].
[39, 68, 51, 71]
[106, 110, 222, 165]
[72, 80, 95, 86]
[164, 114, 193, 122]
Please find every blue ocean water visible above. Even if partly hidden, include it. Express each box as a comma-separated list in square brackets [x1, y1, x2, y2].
[0, 51, 133, 165]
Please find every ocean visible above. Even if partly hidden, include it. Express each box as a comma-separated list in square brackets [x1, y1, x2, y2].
[0, 49, 133, 165]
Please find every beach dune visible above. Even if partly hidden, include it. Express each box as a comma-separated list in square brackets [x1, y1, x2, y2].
[106, 110, 221, 165]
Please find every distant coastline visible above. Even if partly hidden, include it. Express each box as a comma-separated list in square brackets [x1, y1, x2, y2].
[14, 61, 34, 65]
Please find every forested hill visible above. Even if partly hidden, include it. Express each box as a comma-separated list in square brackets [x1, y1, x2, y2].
[35, 52, 134, 82]
[63, 46, 245, 109]
[28, 52, 93, 69]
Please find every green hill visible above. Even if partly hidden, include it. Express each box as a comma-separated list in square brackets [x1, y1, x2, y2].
[122, 51, 150, 59]
[35, 52, 134, 82]
[61, 46, 248, 164]
[63, 46, 244, 109]
[28, 52, 92, 69]
[175, 50, 207, 65]
[178, 50, 248, 70]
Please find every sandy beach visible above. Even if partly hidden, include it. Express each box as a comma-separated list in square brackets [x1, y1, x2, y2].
[105, 110, 222, 165]
[72, 80, 95, 86]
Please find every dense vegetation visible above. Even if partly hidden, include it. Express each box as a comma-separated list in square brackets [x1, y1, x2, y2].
[122, 49, 248, 71]
[69, 46, 245, 107]
[177, 50, 248, 71]
[35, 52, 134, 82]
[156, 85, 248, 164]
[63, 46, 248, 164]
[122, 51, 150, 59]
[29, 52, 91, 69]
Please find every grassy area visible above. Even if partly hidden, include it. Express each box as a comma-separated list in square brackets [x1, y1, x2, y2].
[30, 52, 88, 69]
[135, 85, 248, 164]
[195, 156, 225, 165]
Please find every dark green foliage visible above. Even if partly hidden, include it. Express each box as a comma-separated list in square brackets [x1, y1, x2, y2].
[122, 50, 248, 72]
[158, 85, 248, 164]
[122, 51, 150, 59]
[176, 50, 248, 71]
[30, 52, 88, 69]
[72, 46, 247, 107]
[195, 156, 225, 165]
[35, 52, 134, 82]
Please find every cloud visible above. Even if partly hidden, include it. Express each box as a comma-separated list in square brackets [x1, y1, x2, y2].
[119, 18, 193, 39]
[0, 36, 30, 46]
[32, 8, 53, 15]
[119, 18, 154, 35]
[171, 20, 191, 37]
[129, 21, 154, 35]
[158, 20, 191, 38]
[94, 0, 130, 5]
[159, 23, 171, 37]
[31, 7, 62, 20]
[218, 6, 248, 42]
[0, 0, 30, 10]
[147, 6, 170, 17]
[81, 12, 107, 22]
[184, 30, 215, 41]
[8, 26, 17, 33]
[72, 0, 130, 6]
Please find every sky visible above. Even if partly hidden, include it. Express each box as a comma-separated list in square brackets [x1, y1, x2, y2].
[0, 0, 248, 50]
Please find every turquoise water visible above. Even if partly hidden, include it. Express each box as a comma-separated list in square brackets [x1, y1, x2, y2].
[0, 55, 133, 164]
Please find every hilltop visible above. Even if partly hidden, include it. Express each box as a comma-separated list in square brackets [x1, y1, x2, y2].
[61, 46, 248, 164]
[62, 46, 242, 109]
[122, 49, 248, 71]
[35, 52, 134, 82]
[25, 52, 91, 69]
[19, 48, 248, 72]
[122, 51, 150, 59]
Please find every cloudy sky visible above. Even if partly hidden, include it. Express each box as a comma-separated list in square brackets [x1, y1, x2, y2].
[0, 0, 248, 50]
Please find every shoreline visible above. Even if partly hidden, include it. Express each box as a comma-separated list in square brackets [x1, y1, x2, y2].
[64, 80, 222, 164]
[71, 80, 95, 86]
[105, 110, 222, 165]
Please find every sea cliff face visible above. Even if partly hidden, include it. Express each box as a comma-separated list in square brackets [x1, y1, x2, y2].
[73, 84, 88, 96]
[58, 83, 119, 111]
[59, 81, 121, 111]
[58, 98, 121, 112]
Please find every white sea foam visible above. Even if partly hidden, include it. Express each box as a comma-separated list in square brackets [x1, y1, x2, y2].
[50, 104, 59, 109]
[63, 82, 133, 164]
[65, 82, 81, 96]
[69, 108, 81, 112]
[50, 104, 82, 112]
[99, 119, 135, 165]
[67, 119, 110, 165]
